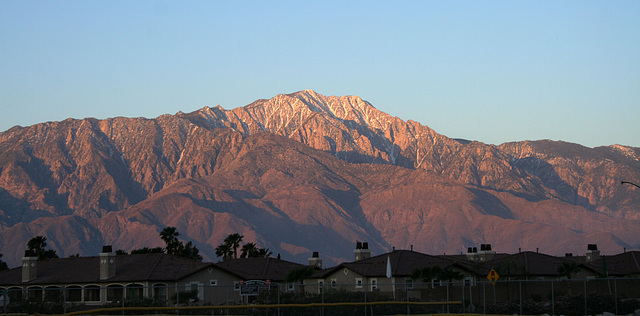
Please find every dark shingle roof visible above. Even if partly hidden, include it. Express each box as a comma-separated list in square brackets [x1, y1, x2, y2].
[590, 251, 640, 276]
[0, 253, 212, 286]
[214, 257, 305, 282]
[481, 251, 601, 277]
[314, 250, 459, 278]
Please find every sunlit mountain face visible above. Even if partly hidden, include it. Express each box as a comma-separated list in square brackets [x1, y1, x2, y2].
[0, 90, 638, 267]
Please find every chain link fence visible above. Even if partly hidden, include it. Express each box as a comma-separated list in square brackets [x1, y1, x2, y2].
[1, 278, 639, 315]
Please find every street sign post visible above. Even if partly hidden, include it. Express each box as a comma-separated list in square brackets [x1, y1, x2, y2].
[487, 268, 500, 285]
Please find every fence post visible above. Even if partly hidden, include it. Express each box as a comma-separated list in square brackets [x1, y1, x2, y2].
[551, 280, 554, 316]
[519, 280, 522, 316]
[364, 285, 367, 316]
[462, 282, 465, 313]
[584, 280, 587, 316]
[614, 278, 618, 315]
[406, 284, 410, 315]
[447, 281, 450, 314]
[483, 282, 486, 314]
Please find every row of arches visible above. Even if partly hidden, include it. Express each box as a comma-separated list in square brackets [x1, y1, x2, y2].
[1, 283, 169, 304]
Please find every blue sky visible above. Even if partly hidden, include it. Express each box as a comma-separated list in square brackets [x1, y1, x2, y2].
[1, 1, 639, 148]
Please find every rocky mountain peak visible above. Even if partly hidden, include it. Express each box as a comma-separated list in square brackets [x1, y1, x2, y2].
[0, 91, 639, 268]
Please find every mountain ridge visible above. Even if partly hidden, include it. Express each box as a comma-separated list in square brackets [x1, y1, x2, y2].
[0, 90, 638, 267]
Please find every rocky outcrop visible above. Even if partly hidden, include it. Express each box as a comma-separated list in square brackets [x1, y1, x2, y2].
[0, 90, 638, 267]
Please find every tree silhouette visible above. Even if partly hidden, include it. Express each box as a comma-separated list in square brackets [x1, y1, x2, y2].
[224, 233, 243, 259]
[0, 252, 8, 271]
[131, 247, 164, 254]
[440, 267, 464, 283]
[240, 242, 259, 258]
[215, 243, 233, 261]
[557, 262, 580, 295]
[285, 266, 316, 292]
[160, 227, 181, 255]
[410, 265, 443, 288]
[27, 236, 58, 260]
[240, 243, 273, 258]
[256, 248, 272, 258]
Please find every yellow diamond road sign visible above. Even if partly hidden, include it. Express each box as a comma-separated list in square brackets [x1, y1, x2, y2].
[487, 268, 499, 284]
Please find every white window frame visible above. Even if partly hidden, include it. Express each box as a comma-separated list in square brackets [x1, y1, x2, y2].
[210, 279, 218, 286]
[405, 278, 413, 289]
[330, 279, 337, 288]
[370, 278, 377, 291]
[287, 283, 295, 291]
[186, 282, 204, 300]
[355, 278, 363, 288]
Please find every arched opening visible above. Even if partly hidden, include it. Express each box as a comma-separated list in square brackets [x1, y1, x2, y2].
[65, 286, 82, 302]
[26, 286, 43, 302]
[43, 286, 62, 302]
[7, 287, 22, 302]
[125, 284, 144, 301]
[106, 284, 124, 302]
[84, 285, 101, 302]
[152, 283, 168, 303]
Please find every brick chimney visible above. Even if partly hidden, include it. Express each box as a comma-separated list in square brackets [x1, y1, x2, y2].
[586, 244, 600, 262]
[354, 241, 371, 261]
[308, 251, 322, 269]
[22, 250, 38, 282]
[99, 245, 116, 280]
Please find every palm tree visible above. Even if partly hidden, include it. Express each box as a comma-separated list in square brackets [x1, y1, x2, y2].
[241, 242, 259, 258]
[557, 262, 580, 295]
[285, 266, 316, 292]
[224, 233, 243, 259]
[410, 265, 443, 288]
[256, 248, 272, 258]
[160, 227, 181, 255]
[27, 236, 58, 260]
[440, 267, 464, 284]
[215, 243, 233, 261]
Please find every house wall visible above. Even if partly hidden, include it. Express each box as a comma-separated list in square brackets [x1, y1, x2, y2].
[176, 266, 242, 305]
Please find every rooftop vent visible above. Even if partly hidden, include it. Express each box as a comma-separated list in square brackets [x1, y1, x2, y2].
[102, 245, 113, 253]
[587, 244, 598, 251]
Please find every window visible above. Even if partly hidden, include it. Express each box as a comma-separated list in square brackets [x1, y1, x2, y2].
[330, 279, 337, 288]
[126, 284, 144, 301]
[234, 281, 241, 291]
[210, 279, 218, 286]
[370, 278, 377, 290]
[287, 283, 295, 291]
[106, 285, 123, 302]
[66, 286, 82, 302]
[355, 278, 363, 288]
[433, 279, 442, 287]
[186, 282, 203, 300]
[44, 286, 62, 302]
[152, 283, 167, 301]
[8, 287, 23, 302]
[27, 287, 43, 302]
[405, 278, 413, 289]
[84, 285, 101, 302]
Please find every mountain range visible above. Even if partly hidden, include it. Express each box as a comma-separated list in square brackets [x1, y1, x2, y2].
[0, 90, 638, 268]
